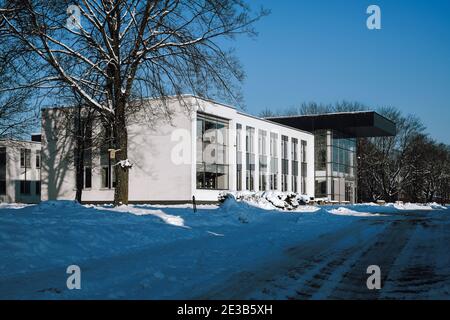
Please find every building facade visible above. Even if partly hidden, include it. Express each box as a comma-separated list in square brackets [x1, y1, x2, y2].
[314, 129, 357, 202]
[41, 96, 315, 203]
[268, 112, 396, 203]
[0, 137, 42, 204]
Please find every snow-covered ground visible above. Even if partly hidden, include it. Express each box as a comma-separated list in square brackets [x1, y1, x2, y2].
[0, 198, 448, 299]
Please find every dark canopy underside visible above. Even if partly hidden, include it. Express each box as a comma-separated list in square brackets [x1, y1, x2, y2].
[267, 111, 396, 138]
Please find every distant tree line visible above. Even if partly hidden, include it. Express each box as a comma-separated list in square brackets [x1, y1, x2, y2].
[262, 101, 450, 204]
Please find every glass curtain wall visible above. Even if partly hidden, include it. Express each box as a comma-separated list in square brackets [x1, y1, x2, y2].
[301, 140, 307, 194]
[196, 113, 229, 190]
[258, 130, 268, 191]
[236, 124, 242, 191]
[331, 131, 356, 202]
[291, 138, 299, 193]
[314, 130, 356, 202]
[246, 127, 255, 191]
[281, 135, 289, 192]
[269, 133, 278, 190]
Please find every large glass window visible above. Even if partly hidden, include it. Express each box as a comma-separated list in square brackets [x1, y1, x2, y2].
[314, 130, 357, 202]
[101, 167, 110, 188]
[35, 152, 40, 169]
[281, 135, 289, 192]
[331, 132, 356, 177]
[259, 130, 267, 191]
[236, 124, 242, 191]
[269, 133, 278, 190]
[301, 140, 307, 194]
[196, 114, 229, 190]
[20, 180, 31, 195]
[315, 178, 327, 198]
[246, 127, 255, 191]
[345, 182, 354, 202]
[73, 119, 93, 190]
[315, 132, 327, 171]
[20, 149, 31, 168]
[84, 167, 92, 189]
[99, 124, 116, 189]
[291, 138, 299, 193]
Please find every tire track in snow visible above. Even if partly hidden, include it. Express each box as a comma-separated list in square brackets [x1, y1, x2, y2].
[379, 214, 450, 299]
[327, 217, 423, 299]
[199, 219, 389, 299]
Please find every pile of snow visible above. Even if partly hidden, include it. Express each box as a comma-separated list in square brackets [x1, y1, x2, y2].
[101, 205, 185, 227]
[116, 159, 133, 169]
[219, 191, 319, 213]
[328, 207, 381, 217]
[32, 200, 84, 213]
[386, 202, 435, 211]
[355, 202, 380, 206]
[427, 202, 448, 210]
[0, 203, 32, 210]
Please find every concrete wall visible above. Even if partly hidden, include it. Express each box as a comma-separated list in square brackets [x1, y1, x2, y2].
[41, 98, 194, 203]
[126, 99, 194, 202]
[41, 108, 78, 201]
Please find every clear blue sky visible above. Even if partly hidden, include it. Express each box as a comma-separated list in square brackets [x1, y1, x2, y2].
[236, 0, 450, 143]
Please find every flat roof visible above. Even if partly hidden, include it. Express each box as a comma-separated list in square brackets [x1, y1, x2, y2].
[266, 111, 396, 137]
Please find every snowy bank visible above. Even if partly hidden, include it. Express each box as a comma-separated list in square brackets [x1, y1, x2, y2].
[0, 199, 448, 299]
[328, 207, 382, 217]
[99, 205, 186, 227]
[386, 202, 448, 211]
[219, 191, 319, 213]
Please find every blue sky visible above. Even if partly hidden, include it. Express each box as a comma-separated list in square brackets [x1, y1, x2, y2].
[235, 0, 450, 143]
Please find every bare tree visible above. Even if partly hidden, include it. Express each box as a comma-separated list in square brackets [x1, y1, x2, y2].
[0, 42, 36, 138]
[1, 0, 266, 205]
[402, 135, 450, 203]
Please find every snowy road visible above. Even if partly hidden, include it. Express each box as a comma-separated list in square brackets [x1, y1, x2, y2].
[201, 212, 450, 300]
[0, 201, 449, 300]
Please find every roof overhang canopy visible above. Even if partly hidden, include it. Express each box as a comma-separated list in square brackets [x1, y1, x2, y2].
[267, 111, 396, 138]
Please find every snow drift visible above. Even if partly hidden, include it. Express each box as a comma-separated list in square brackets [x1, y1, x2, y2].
[219, 191, 319, 212]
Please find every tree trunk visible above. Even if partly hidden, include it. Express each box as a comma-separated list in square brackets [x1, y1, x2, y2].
[75, 110, 85, 203]
[75, 143, 84, 203]
[113, 102, 129, 206]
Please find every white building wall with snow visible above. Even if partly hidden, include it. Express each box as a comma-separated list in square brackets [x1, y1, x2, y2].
[41, 96, 315, 203]
[0, 140, 41, 203]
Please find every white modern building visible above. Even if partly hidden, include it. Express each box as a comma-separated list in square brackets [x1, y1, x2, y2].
[41, 95, 315, 203]
[268, 112, 396, 203]
[0, 136, 42, 204]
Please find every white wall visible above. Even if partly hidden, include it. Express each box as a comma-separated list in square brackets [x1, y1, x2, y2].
[0, 140, 41, 203]
[41, 96, 315, 203]
[127, 100, 193, 202]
